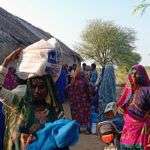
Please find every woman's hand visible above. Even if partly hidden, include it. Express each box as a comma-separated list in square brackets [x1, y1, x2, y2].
[117, 107, 124, 115]
[11, 131, 20, 143]
[20, 133, 36, 150]
[20, 133, 36, 145]
[2, 48, 22, 68]
[26, 134, 36, 144]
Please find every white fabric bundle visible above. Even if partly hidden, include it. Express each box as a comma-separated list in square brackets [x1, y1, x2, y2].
[16, 38, 62, 82]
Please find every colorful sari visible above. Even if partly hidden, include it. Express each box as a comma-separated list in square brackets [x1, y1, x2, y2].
[0, 67, 18, 150]
[120, 113, 150, 150]
[0, 66, 63, 150]
[97, 65, 116, 120]
[67, 70, 93, 129]
[3, 67, 18, 90]
[117, 64, 150, 150]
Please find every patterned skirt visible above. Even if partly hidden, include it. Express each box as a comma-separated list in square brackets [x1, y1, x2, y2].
[120, 113, 150, 150]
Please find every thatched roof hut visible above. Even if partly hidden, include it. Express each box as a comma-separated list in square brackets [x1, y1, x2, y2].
[0, 7, 83, 65]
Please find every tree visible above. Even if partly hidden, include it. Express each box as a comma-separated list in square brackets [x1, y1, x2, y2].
[77, 19, 141, 69]
[117, 51, 141, 71]
[133, 0, 150, 15]
[116, 66, 128, 85]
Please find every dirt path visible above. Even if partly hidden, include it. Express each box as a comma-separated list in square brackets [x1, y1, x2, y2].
[71, 133, 105, 150]
[63, 103, 105, 150]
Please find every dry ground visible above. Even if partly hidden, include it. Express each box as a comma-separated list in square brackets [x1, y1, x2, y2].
[71, 133, 105, 150]
[63, 103, 105, 150]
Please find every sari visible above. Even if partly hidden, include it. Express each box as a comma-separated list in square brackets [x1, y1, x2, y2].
[0, 67, 18, 150]
[3, 67, 18, 90]
[117, 64, 150, 150]
[0, 66, 63, 150]
[67, 70, 93, 129]
[98, 65, 116, 120]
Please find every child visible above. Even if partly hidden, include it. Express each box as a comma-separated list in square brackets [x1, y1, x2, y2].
[103, 102, 123, 132]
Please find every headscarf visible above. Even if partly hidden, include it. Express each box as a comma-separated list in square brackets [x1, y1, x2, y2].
[70, 66, 84, 84]
[117, 64, 150, 109]
[131, 64, 150, 87]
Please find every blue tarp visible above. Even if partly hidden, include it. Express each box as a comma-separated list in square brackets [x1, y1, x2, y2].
[27, 119, 79, 150]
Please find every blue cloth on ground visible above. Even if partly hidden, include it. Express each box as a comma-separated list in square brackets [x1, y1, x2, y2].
[27, 119, 79, 150]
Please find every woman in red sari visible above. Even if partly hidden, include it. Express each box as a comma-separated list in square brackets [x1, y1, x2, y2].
[67, 67, 93, 133]
[117, 64, 150, 150]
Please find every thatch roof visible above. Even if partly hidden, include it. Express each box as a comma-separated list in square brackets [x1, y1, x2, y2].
[0, 7, 82, 64]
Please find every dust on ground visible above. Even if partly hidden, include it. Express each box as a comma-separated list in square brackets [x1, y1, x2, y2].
[71, 133, 105, 150]
[63, 102, 105, 150]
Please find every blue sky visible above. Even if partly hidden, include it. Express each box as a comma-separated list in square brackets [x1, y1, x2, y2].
[0, 0, 150, 65]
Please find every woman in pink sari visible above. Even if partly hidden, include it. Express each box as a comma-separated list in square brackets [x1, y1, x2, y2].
[117, 64, 150, 150]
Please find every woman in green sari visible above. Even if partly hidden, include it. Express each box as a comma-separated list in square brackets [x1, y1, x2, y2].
[0, 49, 64, 150]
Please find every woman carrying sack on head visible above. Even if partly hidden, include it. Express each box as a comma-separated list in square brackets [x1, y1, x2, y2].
[0, 48, 68, 150]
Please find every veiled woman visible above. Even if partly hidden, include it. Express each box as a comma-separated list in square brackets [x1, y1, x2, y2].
[0, 49, 65, 150]
[97, 65, 116, 120]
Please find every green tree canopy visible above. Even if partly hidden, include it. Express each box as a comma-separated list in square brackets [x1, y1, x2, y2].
[78, 19, 141, 69]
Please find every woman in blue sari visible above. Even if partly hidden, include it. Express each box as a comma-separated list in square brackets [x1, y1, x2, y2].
[97, 65, 116, 120]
